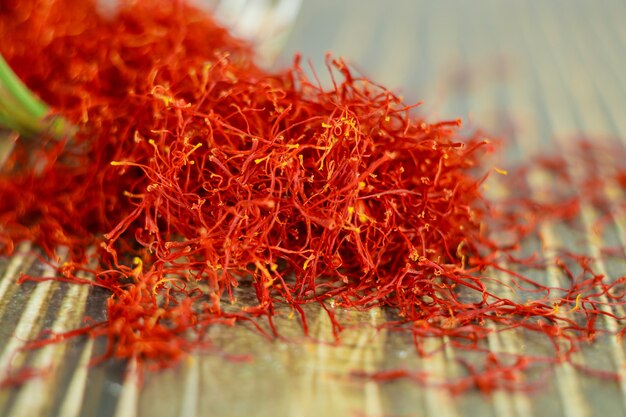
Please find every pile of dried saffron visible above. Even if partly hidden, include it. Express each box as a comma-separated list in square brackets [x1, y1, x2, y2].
[1, 0, 626, 392]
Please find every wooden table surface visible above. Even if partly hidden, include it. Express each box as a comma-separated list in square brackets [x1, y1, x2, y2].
[2, 1, 626, 416]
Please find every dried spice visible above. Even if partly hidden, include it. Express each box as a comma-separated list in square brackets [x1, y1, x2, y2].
[1, 0, 626, 393]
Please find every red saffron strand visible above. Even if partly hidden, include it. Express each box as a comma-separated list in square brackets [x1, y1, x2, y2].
[1, 0, 626, 393]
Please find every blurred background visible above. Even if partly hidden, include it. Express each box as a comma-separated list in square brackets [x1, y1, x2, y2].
[278, 0, 625, 155]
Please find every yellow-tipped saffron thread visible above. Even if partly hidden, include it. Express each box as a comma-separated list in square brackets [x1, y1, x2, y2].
[570, 294, 583, 312]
